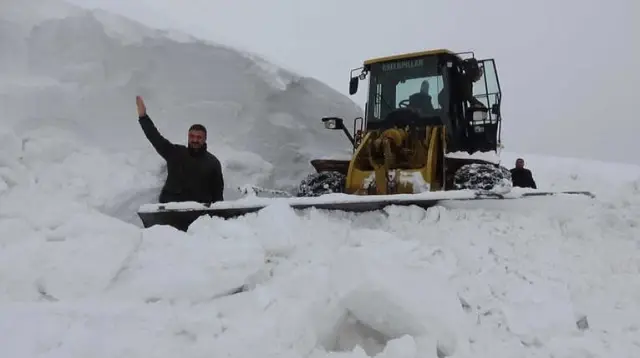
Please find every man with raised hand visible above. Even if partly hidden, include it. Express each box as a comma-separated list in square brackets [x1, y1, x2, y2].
[136, 95, 224, 205]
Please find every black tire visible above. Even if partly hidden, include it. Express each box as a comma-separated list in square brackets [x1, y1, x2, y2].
[296, 171, 346, 197]
[453, 163, 512, 192]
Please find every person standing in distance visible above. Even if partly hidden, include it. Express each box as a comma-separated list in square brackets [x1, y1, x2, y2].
[136, 95, 224, 205]
[510, 158, 536, 189]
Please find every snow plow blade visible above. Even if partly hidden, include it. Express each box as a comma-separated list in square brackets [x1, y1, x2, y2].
[136, 189, 595, 231]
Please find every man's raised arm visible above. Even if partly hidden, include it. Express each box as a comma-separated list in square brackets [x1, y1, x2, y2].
[136, 96, 173, 159]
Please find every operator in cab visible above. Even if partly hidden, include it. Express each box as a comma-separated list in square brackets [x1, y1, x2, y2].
[408, 80, 435, 115]
[136, 96, 225, 205]
[459, 58, 487, 110]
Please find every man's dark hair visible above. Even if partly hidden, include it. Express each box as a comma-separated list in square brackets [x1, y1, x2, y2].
[189, 124, 207, 134]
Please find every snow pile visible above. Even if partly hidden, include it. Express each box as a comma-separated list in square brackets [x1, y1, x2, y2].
[2, 1, 640, 357]
[0, 0, 361, 224]
[3, 177, 640, 357]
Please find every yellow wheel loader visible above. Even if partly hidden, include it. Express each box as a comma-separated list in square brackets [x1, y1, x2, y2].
[137, 49, 594, 230]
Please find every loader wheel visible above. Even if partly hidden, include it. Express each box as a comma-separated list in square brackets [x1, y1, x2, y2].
[453, 163, 512, 192]
[296, 171, 346, 197]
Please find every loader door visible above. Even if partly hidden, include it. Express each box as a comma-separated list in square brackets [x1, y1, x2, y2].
[472, 58, 501, 114]
[468, 58, 502, 152]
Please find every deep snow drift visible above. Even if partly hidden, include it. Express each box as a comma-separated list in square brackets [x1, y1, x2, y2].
[0, 0, 362, 224]
[3, 164, 640, 358]
[1, 1, 640, 357]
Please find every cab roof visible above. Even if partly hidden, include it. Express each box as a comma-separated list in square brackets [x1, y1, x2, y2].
[363, 48, 457, 66]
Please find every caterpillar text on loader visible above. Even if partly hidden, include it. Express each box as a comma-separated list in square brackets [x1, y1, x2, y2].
[137, 49, 594, 230]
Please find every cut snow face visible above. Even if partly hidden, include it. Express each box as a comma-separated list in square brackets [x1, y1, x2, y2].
[2, 1, 640, 358]
[0, 0, 361, 219]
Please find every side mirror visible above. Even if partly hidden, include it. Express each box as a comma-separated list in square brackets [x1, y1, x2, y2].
[349, 77, 358, 95]
[322, 117, 344, 130]
[322, 116, 355, 146]
[491, 104, 500, 115]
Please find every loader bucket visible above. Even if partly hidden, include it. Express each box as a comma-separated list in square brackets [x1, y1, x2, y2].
[136, 191, 476, 230]
[136, 189, 595, 231]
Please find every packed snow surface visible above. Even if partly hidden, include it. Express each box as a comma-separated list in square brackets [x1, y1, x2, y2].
[2, 1, 640, 357]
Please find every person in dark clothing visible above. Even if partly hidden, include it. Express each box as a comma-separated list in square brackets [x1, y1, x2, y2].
[510, 158, 537, 189]
[459, 60, 487, 110]
[408, 80, 435, 115]
[136, 96, 224, 205]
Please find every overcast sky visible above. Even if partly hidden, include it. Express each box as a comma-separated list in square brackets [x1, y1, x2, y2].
[69, 0, 639, 165]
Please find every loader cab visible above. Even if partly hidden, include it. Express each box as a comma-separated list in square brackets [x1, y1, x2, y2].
[357, 51, 452, 132]
[347, 49, 503, 154]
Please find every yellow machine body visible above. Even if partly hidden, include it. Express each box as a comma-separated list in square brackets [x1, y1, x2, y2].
[345, 125, 446, 195]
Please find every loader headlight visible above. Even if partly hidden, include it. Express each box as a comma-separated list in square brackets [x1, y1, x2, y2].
[321, 117, 344, 130]
[324, 119, 337, 129]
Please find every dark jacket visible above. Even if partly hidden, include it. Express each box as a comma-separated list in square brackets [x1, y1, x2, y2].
[510, 167, 536, 189]
[138, 114, 224, 204]
[408, 92, 435, 114]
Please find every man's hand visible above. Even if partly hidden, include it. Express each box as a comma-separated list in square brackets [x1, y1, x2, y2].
[136, 96, 147, 117]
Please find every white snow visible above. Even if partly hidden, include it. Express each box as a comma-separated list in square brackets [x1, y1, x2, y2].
[1, 1, 640, 358]
[138, 189, 480, 213]
[445, 150, 502, 164]
[398, 171, 431, 193]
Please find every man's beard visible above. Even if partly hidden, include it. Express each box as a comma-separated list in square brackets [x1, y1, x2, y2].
[188, 142, 206, 156]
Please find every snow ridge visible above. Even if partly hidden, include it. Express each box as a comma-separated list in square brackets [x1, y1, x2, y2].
[0, 0, 361, 223]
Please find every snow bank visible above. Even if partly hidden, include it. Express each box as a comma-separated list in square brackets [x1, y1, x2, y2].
[0, 0, 361, 224]
[5, 183, 640, 357]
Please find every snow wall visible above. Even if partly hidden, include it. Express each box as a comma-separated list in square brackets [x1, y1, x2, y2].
[0, 0, 362, 225]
